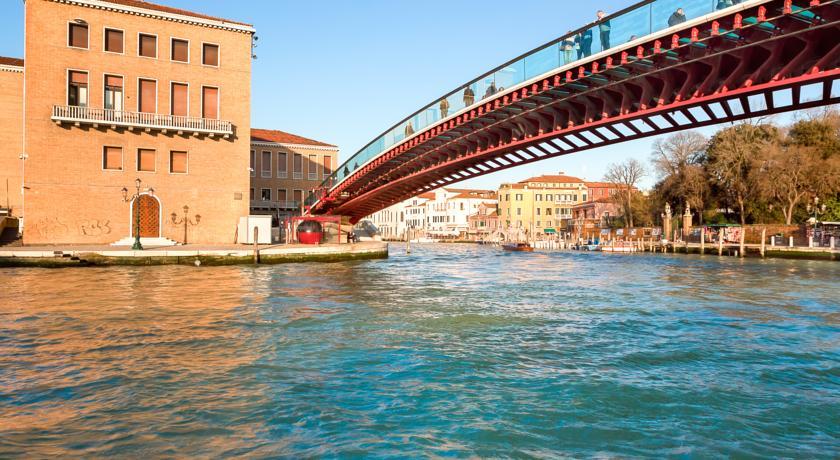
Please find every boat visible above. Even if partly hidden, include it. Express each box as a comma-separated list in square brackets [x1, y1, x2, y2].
[601, 242, 638, 253]
[502, 242, 534, 252]
[410, 237, 439, 243]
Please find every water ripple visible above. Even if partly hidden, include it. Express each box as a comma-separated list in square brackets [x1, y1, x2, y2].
[0, 244, 838, 457]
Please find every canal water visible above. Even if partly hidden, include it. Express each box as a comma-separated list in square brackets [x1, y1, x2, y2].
[1, 244, 838, 457]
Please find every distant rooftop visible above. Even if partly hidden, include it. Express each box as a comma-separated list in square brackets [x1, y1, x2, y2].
[519, 174, 585, 184]
[251, 129, 337, 148]
[99, 0, 252, 27]
[0, 56, 24, 67]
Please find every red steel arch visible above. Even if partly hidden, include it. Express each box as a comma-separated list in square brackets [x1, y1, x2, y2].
[311, 0, 840, 222]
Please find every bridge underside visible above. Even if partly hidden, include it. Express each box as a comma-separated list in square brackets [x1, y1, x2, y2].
[312, 0, 840, 222]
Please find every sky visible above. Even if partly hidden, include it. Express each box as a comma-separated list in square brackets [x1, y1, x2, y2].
[0, 0, 818, 190]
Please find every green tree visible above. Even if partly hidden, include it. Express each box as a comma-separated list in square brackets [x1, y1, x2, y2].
[705, 123, 780, 226]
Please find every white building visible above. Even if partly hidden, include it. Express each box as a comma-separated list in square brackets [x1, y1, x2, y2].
[367, 187, 497, 240]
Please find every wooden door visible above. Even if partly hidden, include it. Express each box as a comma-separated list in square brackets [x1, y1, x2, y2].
[133, 195, 160, 237]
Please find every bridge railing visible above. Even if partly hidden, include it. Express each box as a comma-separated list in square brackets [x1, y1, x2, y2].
[311, 0, 753, 206]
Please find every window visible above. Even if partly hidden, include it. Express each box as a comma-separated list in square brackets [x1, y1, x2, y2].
[169, 151, 187, 174]
[249, 150, 255, 177]
[323, 155, 332, 177]
[517, 208, 521, 216]
[308, 154, 318, 180]
[293, 153, 302, 179]
[137, 149, 155, 172]
[536, 194, 543, 201]
[171, 82, 188, 116]
[537, 221, 541, 227]
[249, 188, 254, 200]
[103, 146, 122, 170]
[536, 208, 541, 215]
[202, 43, 219, 66]
[261, 151, 272, 178]
[171, 38, 189, 62]
[293, 189, 303, 205]
[104, 28, 123, 53]
[69, 23, 88, 49]
[546, 208, 552, 215]
[104, 75, 123, 111]
[546, 194, 553, 201]
[138, 33, 157, 58]
[260, 188, 271, 201]
[277, 189, 287, 203]
[277, 152, 287, 178]
[68, 71, 88, 107]
[138, 79, 156, 113]
[201, 86, 219, 119]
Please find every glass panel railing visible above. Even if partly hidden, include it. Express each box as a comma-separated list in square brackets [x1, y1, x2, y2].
[315, 0, 747, 202]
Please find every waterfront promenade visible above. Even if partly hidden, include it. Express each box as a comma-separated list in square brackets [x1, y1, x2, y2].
[0, 242, 388, 267]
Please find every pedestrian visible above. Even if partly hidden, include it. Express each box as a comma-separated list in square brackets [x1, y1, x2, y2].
[580, 28, 593, 58]
[404, 121, 414, 137]
[463, 86, 475, 106]
[561, 32, 575, 64]
[668, 8, 687, 26]
[483, 81, 497, 99]
[439, 98, 449, 118]
[597, 10, 611, 51]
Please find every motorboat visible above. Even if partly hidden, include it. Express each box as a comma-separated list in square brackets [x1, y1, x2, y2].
[502, 242, 534, 252]
[410, 237, 439, 243]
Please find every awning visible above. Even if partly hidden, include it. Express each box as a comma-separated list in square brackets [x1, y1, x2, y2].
[543, 228, 556, 234]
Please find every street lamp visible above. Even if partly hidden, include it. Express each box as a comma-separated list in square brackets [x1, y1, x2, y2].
[171, 205, 200, 245]
[807, 196, 827, 245]
[122, 178, 153, 250]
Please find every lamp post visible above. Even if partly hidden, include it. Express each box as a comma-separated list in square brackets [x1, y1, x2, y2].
[171, 205, 200, 245]
[121, 178, 153, 250]
[807, 196, 827, 245]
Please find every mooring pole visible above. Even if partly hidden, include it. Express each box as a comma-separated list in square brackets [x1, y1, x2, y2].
[760, 228, 766, 258]
[253, 226, 260, 264]
[739, 228, 745, 258]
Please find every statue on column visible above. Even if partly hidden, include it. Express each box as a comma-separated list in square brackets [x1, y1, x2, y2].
[682, 202, 692, 238]
[662, 203, 672, 242]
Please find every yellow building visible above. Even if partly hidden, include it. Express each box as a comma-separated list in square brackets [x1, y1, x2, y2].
[497, 174, 587, 233]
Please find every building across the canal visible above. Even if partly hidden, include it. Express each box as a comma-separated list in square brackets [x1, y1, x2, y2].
[249, 129, 338, 225]
[1, 0, 255, 245]
[497, 174, 588, 234]
[366, 188, 497, 240]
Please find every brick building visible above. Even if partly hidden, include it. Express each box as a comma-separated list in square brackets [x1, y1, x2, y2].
[249, 128, 338, 223]
[1, 0, 255, 245]
[0, 57, 24, 216]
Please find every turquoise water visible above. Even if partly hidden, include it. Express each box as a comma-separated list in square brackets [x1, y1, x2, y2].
[1, 245, 838, 457]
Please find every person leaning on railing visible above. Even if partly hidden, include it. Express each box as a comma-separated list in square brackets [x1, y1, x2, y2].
[596, 10, 611, 50]
[668, 8, 687, 26]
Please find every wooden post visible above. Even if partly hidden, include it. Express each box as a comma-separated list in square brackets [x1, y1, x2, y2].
[739, 227, 745, 258]
[672, 230, 677, 253]
[700, 227, 705, 255]
[760, 228, 766, 258]
[406, 228, 411, 254]
[718, 231, 723, 256]
[253, 226, 260, 264]
[789, 236, 794, 248]
[831, 236, 836, 250]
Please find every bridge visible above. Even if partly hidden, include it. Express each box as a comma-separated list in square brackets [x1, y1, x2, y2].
[308, 0, 840, 222]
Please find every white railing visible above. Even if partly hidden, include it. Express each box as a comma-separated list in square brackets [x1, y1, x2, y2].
[250, 200, 300, 209]
[52, 105, 233, 136]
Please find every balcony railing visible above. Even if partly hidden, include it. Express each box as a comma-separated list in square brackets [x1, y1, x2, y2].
[52, 105, 233, 137]
[250, 200, 300, 210]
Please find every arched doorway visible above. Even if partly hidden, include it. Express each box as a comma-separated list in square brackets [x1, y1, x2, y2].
[131, 194, 160, 238]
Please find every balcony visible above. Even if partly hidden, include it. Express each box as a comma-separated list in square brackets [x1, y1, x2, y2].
[52, 105, 233, 138]
[250, 200, 300, 210]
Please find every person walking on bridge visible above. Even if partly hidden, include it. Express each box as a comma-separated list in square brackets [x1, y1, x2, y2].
[597, 10, 611, 51]
[668, 8, 687, 26]
[463, 86, 475, 107]
[561, 32, 575, 64]
[439, 98, 450, 118]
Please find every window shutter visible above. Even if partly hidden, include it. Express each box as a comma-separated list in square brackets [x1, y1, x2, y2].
[69, 24, 88, 48]
[171, 83, 188, 116]
[69, 71, 88, 84]
[139, 34, 156, 57]
[203, 44, 219, 66]
[170, 151, 187, 173]
[106, 29, 123, 53]
[139, 79, 156, 113]
[104, 147, 122, 170]
[138, 149, 155, 172]
[201, 87, 218, 119]
[171, 39, 188, 62]
[105, 75, 122, 87]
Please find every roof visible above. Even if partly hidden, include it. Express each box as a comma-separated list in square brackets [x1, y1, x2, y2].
[452, 191, 496, 200]
[519, 174, 585, 184]
[585, 181, 617, 188]
[418, 193, 436, 200]
[0, 57, 23, 67]
[251, 129, 337, 148]
[101, 0, 252, 27]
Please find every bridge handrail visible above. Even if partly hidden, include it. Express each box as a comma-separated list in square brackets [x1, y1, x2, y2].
[311, 0, 755, 206]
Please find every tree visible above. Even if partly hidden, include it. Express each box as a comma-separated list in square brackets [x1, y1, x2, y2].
[650, 131, 709, 222]
[789, 110, 840, 159]
[705, 123, 779, 226]
[604, 158, 645, 228]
